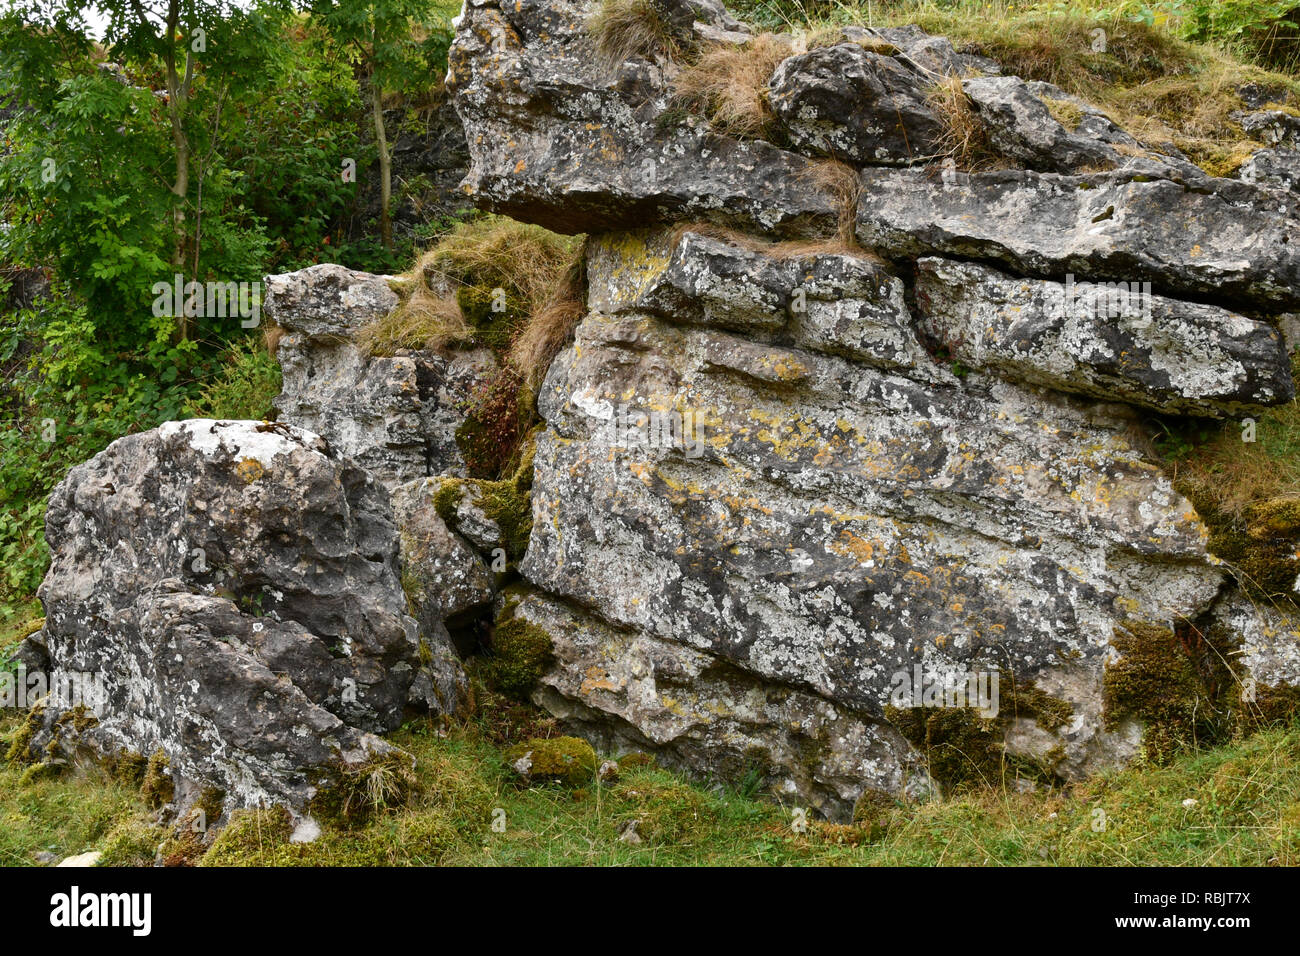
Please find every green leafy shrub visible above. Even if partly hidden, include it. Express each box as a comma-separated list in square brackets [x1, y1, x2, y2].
[182, 337, 283, 421]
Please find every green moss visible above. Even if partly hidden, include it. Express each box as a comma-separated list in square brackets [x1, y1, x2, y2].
[488, 602, 554, 699]
[1043, 97, 1084, 130]
[107, 751, 148, 789]
[456, 283, 524, 353]
[618, 751, 656, 770]
[3, 704, 44, 765]
[140, 750, 174, 809]
[98, 813, 165, 867]
[1102, 621, 1238, 763]
[886, 670, 1075, 793]
[432, 477, 465, 527]
[506, 736, 597, 787]
[308, 749, 416, 829]
[611, 775, 717, 844]
[196, 787, 226, 826]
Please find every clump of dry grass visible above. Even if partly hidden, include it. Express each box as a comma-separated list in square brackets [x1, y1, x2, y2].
[925, 74, 1005, 171]
[508, 247, 587, 389]
[356, 283, 471, 356]
[588, 0, 686, 72]
[799, 157, 865, 247]
[357, 216, 586, 387]
[674, 34, 795, 139]
[420, 216, 581, 316]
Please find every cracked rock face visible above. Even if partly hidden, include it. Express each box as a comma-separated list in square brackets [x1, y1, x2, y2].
[520, 237, 1232, 814]
[915, 257, 1294, 417]
[767, 43, 946, 165]
[31, 420, 455, 812]
[446, 0, 1300, 817]
[267, 262, 498, 488]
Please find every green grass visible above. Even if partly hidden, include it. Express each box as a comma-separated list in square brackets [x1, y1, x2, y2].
[4, 708, 1299, 866]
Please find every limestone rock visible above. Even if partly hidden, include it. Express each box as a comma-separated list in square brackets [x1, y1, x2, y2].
[267, 262, 498, 487]
[32, 419, 454, 811]
[1238, 109, 1300, 150]
[518, 244, 1230, 813]
[446, 0, 840, 236]
[767, 43, 945, 165]
[1240, 148, 1300, 195]
[586, 229, 938, 374]
[391, 476, 496, 626]
[856, 167, 1300, 311]
[915, 257, 1294, 416]
[962, 76, 1120, 173]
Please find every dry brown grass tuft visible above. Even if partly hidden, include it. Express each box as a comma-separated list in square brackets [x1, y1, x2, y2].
[263, 324, 285, 358]
[588, 0, 685, 72]
[508, 246, 588, 388]
[925, 74, 1006, 171]
[420, 216, 581, 316]
[356, 284, 470, 356]
[674, 34, 795, 139]
[800, 158, 866, 247]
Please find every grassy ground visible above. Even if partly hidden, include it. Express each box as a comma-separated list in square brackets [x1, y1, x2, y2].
[3, 708, 1298, 867]
[697, 0, 1300, 175]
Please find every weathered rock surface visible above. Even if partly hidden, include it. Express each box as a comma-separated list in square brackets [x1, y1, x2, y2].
[915, 257, 1294, 416]
[767, 43, 946, 165]
[446, 0, 840, 236]
[1237, 109, 1300, 150]
[855, 167, 1300, 311]
[1240, 148, 1300, 195]
[268, 263, 498, 487]
[30, 420, 458, 811]
[962, 76, 1118, 173]
[586, 229, 936, 373]
[519, 267, 1235, 813]
[443, 0, 1300, 815]
[391, 477, 496, 630]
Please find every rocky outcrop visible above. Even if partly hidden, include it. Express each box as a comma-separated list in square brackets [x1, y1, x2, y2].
[26, 420, 463, 813]
[915, 257, 1293, 417]
[446, 0, 1300, 817]
[267, 263, 498, 488]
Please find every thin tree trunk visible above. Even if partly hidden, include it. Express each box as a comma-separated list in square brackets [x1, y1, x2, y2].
[371, 74, 393, 253]
[164, 0, 193, 339]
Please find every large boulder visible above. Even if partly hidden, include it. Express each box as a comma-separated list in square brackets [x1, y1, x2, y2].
[28, 419, 464, 813]
[766, 43, 946, 165]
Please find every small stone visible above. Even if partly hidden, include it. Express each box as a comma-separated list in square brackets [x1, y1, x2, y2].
[56, 851, 102, 868]
[618, 820, 643, 845]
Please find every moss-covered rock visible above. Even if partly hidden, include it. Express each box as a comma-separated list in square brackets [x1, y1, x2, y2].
[488, 601, 555, 698]
[98, 813, 167, 867]
[1103, 621, 1240, 763]
[886, 672, 1074, 793]
[140, 749, 174, 809]
[506, 736, 597, 787]
[308, 749, 417, 829]
[610, 776, 717, 844]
